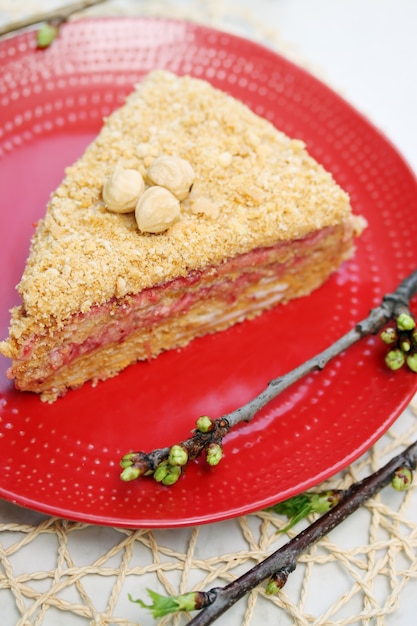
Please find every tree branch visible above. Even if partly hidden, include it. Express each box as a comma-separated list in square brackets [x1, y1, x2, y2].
[224, 269, 417, 426]
[186, 439, 417, 625]
[120, 269, 417, 483]
[0, 0, 108, 37]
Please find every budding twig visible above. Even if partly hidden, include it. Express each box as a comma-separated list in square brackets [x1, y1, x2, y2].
[0, 0, 108, 38]
[182, 439, 417, 626]
[223, 270, 417, 427]
[120, 269, 417, 484]
[133, 443, 416, 623]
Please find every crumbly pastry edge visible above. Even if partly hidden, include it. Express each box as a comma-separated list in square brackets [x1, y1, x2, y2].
[1, 70, 366, 355]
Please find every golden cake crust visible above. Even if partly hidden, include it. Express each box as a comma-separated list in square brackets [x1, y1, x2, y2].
[9, 70, 355, 334]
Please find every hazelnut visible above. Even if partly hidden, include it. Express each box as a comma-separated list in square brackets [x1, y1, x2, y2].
[135, 186, 180, 234]
[103, 166, 145, 213]
[147, 156, 195, 201]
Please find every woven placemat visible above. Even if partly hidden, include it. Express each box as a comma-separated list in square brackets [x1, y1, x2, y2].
[1, 2, 417, 625]
[1, 400, 417, 625]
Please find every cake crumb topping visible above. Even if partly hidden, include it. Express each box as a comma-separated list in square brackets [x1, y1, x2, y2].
[15, 70, 354, 327]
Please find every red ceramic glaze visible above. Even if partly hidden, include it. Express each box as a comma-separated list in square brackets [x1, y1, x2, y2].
[1, 18, 417, 528]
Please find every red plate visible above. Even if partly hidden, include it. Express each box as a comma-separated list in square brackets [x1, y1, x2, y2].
[1, 18, 417, 528]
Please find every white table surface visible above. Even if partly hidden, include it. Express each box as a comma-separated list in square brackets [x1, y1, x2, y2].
[1, 1, 417, 625]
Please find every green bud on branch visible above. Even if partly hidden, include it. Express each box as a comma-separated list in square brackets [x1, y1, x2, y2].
[119, 452, 135, 469]
[153, 461, 169, 483]
[380, 327, 398, 345]
[153, 461, 181, 485]
[400, 335, 412, 352]
[206, 443, 223, 466]
[265, 568, 292, 595]
[406, 352, 417, 373]
[396, 312, 416, 331]
[391, 465, 413, 491]
[119, 451, 152, 480]
[265, 578, 282, 595]
[161, 467, 182, 486]
[168, 444, 189, 466]
[385, 348, 405, 371]
[196, 415, 215, 433]
[380, 308, 417, 374]
[36, 23, 59, 48]
[120, 466, 141, 482]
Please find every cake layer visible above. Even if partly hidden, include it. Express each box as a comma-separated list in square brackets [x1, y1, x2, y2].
[1, 70, 366, 401]
[10, 70, 354, 328]
[5, 221, 357, 401]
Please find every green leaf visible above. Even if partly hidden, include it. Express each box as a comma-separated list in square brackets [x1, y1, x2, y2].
[129, 589, 199, 618]
[268, 490, 343, 532]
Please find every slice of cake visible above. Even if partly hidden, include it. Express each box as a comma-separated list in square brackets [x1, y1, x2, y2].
[0, 70, 365, 402]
